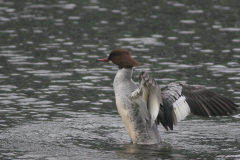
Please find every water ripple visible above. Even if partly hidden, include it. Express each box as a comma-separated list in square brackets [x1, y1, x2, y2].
[208, 65, 240, 73]
[178, 30, 195, 34]
[25, 70, 72, 78]
[187, 10, 204, 14]
[180, 20, 196, 24]
[219, 28, 240, 32]
[27, 4, 76, 10]
[118, 37, 161, 45]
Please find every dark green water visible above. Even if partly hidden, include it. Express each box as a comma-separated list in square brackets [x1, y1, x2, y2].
[0, 0, 239, 159]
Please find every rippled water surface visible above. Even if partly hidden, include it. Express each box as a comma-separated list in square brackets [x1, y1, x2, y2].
[0, 0, 240, 159]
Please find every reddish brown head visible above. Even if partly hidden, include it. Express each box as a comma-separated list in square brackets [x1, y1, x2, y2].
[97, 49, 140, 69]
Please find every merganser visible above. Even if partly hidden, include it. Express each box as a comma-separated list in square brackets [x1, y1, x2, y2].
[97, 49, 238, 144]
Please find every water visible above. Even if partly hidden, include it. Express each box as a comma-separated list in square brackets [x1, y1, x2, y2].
[0, 0, 240, 159]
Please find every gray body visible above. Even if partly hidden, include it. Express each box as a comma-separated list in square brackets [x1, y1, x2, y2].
[113, 68, 161, 144]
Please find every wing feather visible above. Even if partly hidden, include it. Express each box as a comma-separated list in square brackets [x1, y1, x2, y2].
[130, 71, 162, 126]
[157, 82, 239, 131]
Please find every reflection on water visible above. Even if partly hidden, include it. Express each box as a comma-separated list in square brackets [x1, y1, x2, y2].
[0, 0, 240, 159]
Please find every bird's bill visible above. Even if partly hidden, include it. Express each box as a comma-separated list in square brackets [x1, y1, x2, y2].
[97, 57, 109, 62]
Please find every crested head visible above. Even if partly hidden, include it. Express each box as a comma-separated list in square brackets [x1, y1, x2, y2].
[107, 49, 140, 69]
[97, 49, 140, 69]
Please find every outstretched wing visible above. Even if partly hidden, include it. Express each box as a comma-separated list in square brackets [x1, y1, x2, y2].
[157, 82, 238, 131]
[130, 71, 162, 126]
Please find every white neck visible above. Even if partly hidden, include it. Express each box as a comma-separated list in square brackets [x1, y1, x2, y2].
[113, 68, 136, 97]
[115, 68, 133, 81]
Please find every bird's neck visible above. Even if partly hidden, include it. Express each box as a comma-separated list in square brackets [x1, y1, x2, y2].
[115, 68, 133, 82]
[113, 68, 135, 97]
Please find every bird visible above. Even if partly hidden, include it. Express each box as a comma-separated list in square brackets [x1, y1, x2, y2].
[97, 49, 238, 144]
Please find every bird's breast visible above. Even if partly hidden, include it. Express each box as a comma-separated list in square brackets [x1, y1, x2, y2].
[115, 95, 138, 143]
